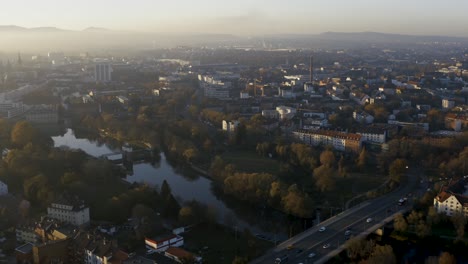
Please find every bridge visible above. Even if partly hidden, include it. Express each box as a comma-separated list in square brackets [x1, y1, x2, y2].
[251, 169, 426, 264]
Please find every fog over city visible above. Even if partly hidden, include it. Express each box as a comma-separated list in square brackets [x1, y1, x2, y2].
[1, 0, 468, 52]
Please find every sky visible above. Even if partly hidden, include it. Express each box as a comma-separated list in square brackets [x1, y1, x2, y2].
[1, 0, 468, 36]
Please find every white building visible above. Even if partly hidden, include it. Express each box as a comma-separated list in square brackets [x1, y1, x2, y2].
[0, 180, 8, 195]
[276, 106, 296, 120]
[145, 234, 184, 253]
[442, 99, 455, 109]
[222, 120, 240, 134]
[356, 127, 387, 144]
[293, 129, 362, 153]
[94, 63, 113, 82]
[47, 195, 90, 226]
[434, 178, 468, 217]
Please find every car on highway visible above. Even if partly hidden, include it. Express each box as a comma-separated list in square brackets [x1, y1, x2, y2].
[366, 217, 373, 223]
[318, 226, 326, 232]
[323, 243, 330, 249]
[308, 252, 316, 258]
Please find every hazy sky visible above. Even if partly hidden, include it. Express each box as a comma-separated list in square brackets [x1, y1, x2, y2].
[1, 0, 468, 36]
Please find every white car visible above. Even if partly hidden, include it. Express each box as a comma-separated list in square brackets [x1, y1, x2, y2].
[366, 218, 373, 223]
[323, 243, 330, 249]
[318, 227, 326, 232]
[344, 230, 351, 236]
[308, 253, 316, 258]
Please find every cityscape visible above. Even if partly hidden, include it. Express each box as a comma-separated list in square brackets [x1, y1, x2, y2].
[0, 1, 468, 264]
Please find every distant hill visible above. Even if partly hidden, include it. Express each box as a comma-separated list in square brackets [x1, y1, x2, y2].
[82, 27, 111, 32]
[316, 31, 468, 43]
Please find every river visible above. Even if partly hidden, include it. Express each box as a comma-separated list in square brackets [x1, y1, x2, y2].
[52, 128, 287, 240]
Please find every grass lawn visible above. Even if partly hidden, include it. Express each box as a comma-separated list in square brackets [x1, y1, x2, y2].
[184, 223, 273, 264]
[321, 173, 387, 207]
[221, 150, 280, 175]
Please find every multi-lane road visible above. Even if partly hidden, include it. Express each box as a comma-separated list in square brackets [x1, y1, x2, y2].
[251, 169, 426, 264]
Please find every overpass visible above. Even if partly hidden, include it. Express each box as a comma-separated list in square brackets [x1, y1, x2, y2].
[251, 169, 425, 264]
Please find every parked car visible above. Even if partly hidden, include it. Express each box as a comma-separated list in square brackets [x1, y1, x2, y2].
[323, 243, 330, 249]
[308, 252, 316, 258]
[344, 230, 351, 236]
[319, 227, 326, 232]
[366, 218, 373, 223]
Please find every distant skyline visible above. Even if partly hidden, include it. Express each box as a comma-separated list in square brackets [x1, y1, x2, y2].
[1, 0, 468, 36]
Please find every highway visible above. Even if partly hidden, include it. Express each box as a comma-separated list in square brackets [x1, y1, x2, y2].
[251, 169, 426, 264]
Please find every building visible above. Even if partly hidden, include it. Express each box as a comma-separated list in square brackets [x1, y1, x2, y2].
[442, 99, 455, 109]
[434, 177, 468, 217]
[95, 63, 113, 82]
[16, 225, 40, 244]
[353, 111, 374, 124]
[0, 180, 7, 195]
[293, 129, 362, 153]
[145, 234, 184, 253]
[276, 106, 296, 120]
[222, 120, 240, 134]
[356, 127, 387, 144]
[47, 195, 90, 226]
[445, 113, 468, 131]
[25, 106, 59, 124]
[164, 247, 200, 263]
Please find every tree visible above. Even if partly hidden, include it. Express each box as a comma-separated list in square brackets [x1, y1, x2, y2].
[367, 245, 397, 264]
[438, 252, 457, 264]
[451, 213, 466, 240]
[183, 148, 198, 163]
[11, 121, 36, 147]
[313, 165, 336, 192]
[356, 147, 368, 171]
[389, 158, 407, 182]
[232, 256, 248, 264]
[319, 150, 335, 167]
[281, 184, 312, 218]
[393, 213, 408, 232]
[160, 180, 172, 199]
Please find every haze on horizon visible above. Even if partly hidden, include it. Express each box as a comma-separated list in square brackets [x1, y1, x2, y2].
[1, 0, 468, 37]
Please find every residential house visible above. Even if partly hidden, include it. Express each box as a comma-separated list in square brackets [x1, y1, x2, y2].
[434, 177, 468, 217]
[353, 111, 374, 124]
[445, 113, 468, 131]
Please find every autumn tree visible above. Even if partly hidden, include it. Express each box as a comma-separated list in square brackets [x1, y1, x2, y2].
[393, 213, 408, 232]
[389, 158, 407, 183]
[366, 245, 397, 264]
[313, 165, 336, 192]
[438, 252, 457, 264]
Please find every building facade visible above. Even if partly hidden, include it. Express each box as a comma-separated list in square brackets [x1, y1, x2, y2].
[47, 196, 90, 226]
[434, 178, 468, 217]
[145, 234, 184, 253]
[293, 129, 362, 153]
[94, 64, 112, 83]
